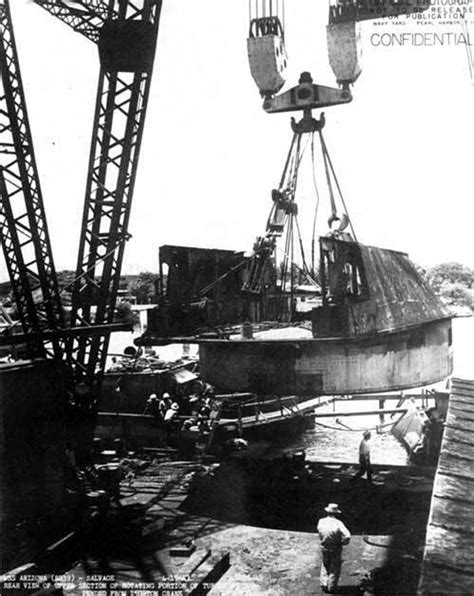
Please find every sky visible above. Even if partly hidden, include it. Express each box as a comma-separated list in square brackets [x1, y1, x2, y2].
[1, 0, 473, 283]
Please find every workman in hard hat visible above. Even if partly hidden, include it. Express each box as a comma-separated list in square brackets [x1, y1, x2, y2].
[144, 393, 160, 418]
[158, 393, 172, 419]
[352, 430, 373, 483]
[164, 401, 180, 423]
[317, 503, 351, 593]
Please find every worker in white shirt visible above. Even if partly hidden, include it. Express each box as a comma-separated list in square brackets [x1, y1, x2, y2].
[317, 503, 351, 593]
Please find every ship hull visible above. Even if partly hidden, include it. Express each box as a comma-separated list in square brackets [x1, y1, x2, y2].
[199, 318, 452, 396]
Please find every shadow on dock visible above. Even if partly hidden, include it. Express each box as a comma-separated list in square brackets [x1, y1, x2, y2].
[1, 456, 435, 595]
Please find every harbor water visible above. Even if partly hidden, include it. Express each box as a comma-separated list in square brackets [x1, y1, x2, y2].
[107, 316, 473, 467]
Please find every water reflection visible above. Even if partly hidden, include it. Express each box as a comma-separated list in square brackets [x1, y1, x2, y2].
[279, 419, 409, 466]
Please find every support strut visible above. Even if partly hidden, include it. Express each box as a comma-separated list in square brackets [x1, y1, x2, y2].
[0, 0, 64, 358]
[33, 0, 162, 400]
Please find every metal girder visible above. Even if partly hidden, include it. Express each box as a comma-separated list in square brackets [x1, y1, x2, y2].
[32, 0, 112, 42]
[0, 321, 132, 348]
[70, 66, 154, 386]
[34, 0, 162, 395]
[0, 0, 64, 358]
[0, 170, 45, 356]
[263, 72, 352, 114]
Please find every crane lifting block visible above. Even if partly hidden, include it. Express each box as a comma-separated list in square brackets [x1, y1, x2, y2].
[327, 21, 362, 86]
[247, 17, 288, 97]
[263, 72, 352, 114]
[98, 20, 157, 72]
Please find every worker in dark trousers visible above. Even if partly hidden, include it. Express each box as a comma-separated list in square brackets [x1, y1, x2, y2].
[317, 503, 351, 593]
[352, 430, 373, 483]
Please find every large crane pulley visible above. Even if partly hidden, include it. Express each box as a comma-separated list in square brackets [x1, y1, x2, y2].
[327, 0, 430, 86]
[247, 0, 288, 97]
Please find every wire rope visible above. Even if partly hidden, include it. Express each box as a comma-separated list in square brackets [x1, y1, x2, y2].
[295, 215, 311, 277]
[310, 132, 322, 276]
[462, 16, 474, 82]
[318, 129, 338, 222]
[319, 130, 358, 242]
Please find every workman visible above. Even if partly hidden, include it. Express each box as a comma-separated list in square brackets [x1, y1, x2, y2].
[159, 393, 172, 419]
[317, 503, 351, 593]
[352, 430, 373, 483]
[164, 401, 180, 423]
[199, 399, 211, 418]
[144, 393, 160, 418]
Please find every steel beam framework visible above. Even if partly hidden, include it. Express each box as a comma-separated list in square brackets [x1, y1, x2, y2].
[33, 0, 162, 398]
[0, 0, 64, 358]
[32, 0, 112, 42]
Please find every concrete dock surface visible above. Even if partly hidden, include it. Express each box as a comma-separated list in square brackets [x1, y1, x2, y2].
[16, 455, 434, 596]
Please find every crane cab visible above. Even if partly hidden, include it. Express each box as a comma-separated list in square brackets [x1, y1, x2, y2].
[247, 16, 288, 97]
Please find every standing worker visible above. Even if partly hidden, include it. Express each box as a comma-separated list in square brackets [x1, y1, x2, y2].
[317, 503, 351, 593]
[144, 394, 160, 419]
[352, 430, 373, 483]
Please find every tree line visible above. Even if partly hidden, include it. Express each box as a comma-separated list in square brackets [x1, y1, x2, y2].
[0, 262, 472, 318]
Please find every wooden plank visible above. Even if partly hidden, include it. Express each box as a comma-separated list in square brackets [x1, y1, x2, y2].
[451, 392, 474, 401]
[447, 398, 474, 410]
[449, 398, 474, 412]
[451, 377, 474, 386]
[451, 384, 474, 393]
[450, 392, 474, 401]
[423, 526, 474, 571]
[216, 392, 254, 399]
[451, 393, 474, 402]
[419, 562, 474, 595]
[419, 377, 474, 594]
[451, 377, 474, 389]
[442, 437, 474, 454]
[438, 453, 474, 480]
[450, 389, 474, 400]
[447, 413, 474, 427]
[451, 388, 474, 396]
[441, 438, 474, 460]
[446, 416, 474, 432]
[187, 552, 231, 596]
[444, 419, 474, 435]
[450, 396, 474, 406]
[447, 404, 474, 418]
[446, 411, 474, 428]
[446, 416, 473, 436]
[433, 474, 474, 504]
[430, 496, 474, 534]
[442, 425, 474, 444]
[449, 402, 474, 416]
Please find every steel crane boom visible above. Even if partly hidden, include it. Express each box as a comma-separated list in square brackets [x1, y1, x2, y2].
[32, 0, 162, 402]
[0, 0, 64, 359]
[32, 0, 112, 42]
